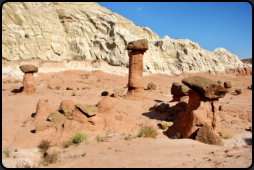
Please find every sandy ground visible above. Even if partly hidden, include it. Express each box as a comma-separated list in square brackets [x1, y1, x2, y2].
[2, 62, 252, 168]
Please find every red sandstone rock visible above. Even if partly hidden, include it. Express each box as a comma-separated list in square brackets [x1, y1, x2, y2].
[22, 73, 35, 94]
[96, 96, 115, 113]
[33, 99, 54, 122]
[124, 50, 145, 100]
[58, 100, 75, 116]
[167, 91, 221, 139]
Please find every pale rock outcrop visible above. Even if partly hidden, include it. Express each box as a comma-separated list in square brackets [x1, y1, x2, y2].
[2, 2, 251, 75]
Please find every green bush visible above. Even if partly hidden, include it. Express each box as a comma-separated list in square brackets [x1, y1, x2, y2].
[47, 85, 51, 89]
[3, 148, 10, 158]
[224, 133, 234, 139]
[95, 135, 103, 142]
[71, 132, 88, 145]
[138, 125, 158, 138]
[161, 123, 168, 130]
[38, 139, 51, 154]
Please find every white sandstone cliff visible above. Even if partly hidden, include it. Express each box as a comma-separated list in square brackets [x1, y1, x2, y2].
[2, 2, 250, 74]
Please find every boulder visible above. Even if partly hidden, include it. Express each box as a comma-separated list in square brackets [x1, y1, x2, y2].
[34, 99, 54, 122]
[182, 76, 226, 99]
[72, 108, 88, 123]
[154, 102, 169, 112]
[224, 81, 232, 88]
[97, 96, 115, 113]
[19, 64, 38, 73]
[34, 121, 56, 132]
[45, 147, 61, 157]
[125, 39, 149, 51]
[75, 104, 98, 116]
[195, 123, 224, 146]
[58, 100, 75, 116]
[101, 91, 109, 96]
[47, 110, 67, 126]
[171, 82, 190, 96]
[147, 82, 157, 90]
[235, 89, 242, 95]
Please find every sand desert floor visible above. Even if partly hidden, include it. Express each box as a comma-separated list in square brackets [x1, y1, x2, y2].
[2, 64, 252, 168]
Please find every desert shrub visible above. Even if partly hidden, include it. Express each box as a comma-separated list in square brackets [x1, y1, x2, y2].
[55, 86, 61, 90]
[95, 135, 103, 142]
[71, 132, 88, 145]
[160, 123, 168, 130]
[38, 139, 51, 154]
[224, 133, 234, 139]
[42, 154, 59, 166]
[138, 125, 158, 138]
[62, 139, 72, 148]
[77, 87, 79, 90]
[81, 152, 86, 157]
[3, 148, 10, 158]
[14, 149, 18, 152]
[125, 135, 136, 141]
[47, 85, 51, 89]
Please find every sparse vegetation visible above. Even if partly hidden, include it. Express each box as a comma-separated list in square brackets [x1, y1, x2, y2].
[95, 135, 103, 142]
[47, 85, 51, 89]
[224, 133, 234, 139]
[71, 132, 88, 145]
[3, 148, 10, 158]
[125, 135, 136, 141]
[42, 153, 59, 166]
[38, 139, 51, 154]
[77, 87, 79, 90]
[138, 125, 158, 138]
[14, 149, 18, 152]
[160, 123, 168, 130]
[55, 85, 61, 90]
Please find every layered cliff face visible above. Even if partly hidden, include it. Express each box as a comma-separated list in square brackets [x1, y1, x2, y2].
[2, 2, 250, 74]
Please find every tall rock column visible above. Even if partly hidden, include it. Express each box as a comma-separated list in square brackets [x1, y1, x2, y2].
[19, 64, 38, 94]
[124, 39, 148, 101]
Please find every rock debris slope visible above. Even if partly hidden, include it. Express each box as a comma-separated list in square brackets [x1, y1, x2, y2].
[2, 2, 251, 74]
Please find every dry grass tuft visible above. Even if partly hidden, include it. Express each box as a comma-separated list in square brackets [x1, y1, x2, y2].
[138, 125, 158, 138]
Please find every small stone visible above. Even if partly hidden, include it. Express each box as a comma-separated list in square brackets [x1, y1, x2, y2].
[75, 104, 98, 117]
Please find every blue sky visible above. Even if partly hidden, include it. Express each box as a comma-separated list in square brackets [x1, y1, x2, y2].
[97, 2, 252, 59]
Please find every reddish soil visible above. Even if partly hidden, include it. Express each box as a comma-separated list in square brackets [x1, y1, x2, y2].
[2, 64, 252, 168]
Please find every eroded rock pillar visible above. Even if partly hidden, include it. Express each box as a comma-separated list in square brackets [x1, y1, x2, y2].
[19, 64, 38, 94]
[124, 39, 148, 101]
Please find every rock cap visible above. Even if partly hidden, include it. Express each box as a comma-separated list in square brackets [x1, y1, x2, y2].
[125, 39, 148, 51]
[19, 64, 38, 73]
[182, 76, 226, 99]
